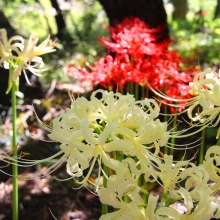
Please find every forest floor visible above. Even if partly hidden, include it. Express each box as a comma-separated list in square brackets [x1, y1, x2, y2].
[0, 156, 101, 220]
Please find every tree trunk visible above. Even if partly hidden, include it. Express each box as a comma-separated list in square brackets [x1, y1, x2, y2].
[172, 0, 187, 20]
[214, 0, 220, 19]
[0, 10, 17, 37]
[98, 0, 169, 42]
[49, 0, 67, 40]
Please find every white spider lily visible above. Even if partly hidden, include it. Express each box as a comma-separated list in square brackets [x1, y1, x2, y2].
[148, 69, 220, 137]
[110, 118, 169, 173]
[135, 119, 169, 146]
[168, 164, 213, 198]
[184, 166, 211, 194]
[156, 188, 217, 220]
[122, 158, 143, 180]
[0, 29, 56, 92]
[98, 174, 160, 220]
[187, 69, 220, 126]
[99, 202, 146, 220]
[189, 70, 219, 95]
[98, 175, 143, 208]
[0, 28, 24, 58]
[17, 90, 173, 190]
[63, 120, 128, 181]
[203, 145, 220, 193]
[98, 164, 218, 220]
[43, 119, 129, 185]
[203, 145, 220, 183]
[90, 90, 170, 172]
[47, 90, 170, 183]
[8, 35, 55, 83]
[90, 90, 160, 125]
[151, 154, 190, 190]
[98, 174, 158, 220]
[100, 201, 160, 220]
[47, 96, 99, 143]
[90, 89, 136, 124]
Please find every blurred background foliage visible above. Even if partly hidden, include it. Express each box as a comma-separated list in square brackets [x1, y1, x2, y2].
[168, 0, 220, 70]
[1, 0, 220, 84]
[1, 0, 109, 85]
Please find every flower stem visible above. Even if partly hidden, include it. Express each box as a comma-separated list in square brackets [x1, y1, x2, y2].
[170, 107, 177, 155]
[143, 178, 148, 204]
[160, 190, 168, 207]
[199, 128, 205, 164]
[216, 134, 220, 146]
[11, 80, 18, 220]
[134, 83, 139, 100]
[163, 105, 168, 154]
[102, 165, 108, 215]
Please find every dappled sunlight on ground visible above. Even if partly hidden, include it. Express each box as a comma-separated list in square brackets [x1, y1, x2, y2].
[0, 166, 101, 220]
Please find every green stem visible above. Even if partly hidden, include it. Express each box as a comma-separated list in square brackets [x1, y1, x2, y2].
[11, 80, 18, 220]
[141, 85, 149, 99]
[145, 85, 149, 99]
[102, 165, 108, 215]
[143, 178, 148, 204]
[170, 108, 177, 155]
[134, 83, 139, 101]
[217, 137, 220, 146]
[141, 85, 145, 99]
[116, 151, 124, 162]
[163, 105, 168, 154]
[138, 173, 142, 187]
[160, 190, 168, 207]
[127, 82, 134, 94]
[199, 128, 205, 164]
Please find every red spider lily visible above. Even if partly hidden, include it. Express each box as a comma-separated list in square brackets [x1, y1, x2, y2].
[99, 17, 171, 56]
[66, 17, 198, 111]
[67, 54, 134, 90]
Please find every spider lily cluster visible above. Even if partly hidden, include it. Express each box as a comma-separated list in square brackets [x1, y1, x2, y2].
[10, 78, 220, 219]
[1, 29, 220, 220]
[17, 90, 171, 181]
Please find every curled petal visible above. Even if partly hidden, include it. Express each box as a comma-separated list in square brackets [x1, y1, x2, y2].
[101, 151, 127, 179]
[146, 195, 159, 220]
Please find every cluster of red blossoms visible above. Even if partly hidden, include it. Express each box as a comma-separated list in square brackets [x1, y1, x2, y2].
[66, 17, 198, 109]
